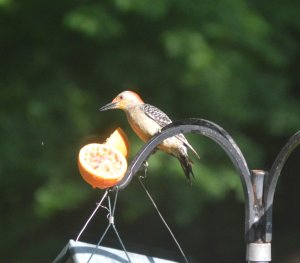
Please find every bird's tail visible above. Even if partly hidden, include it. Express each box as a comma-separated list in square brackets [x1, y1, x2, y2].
[178, 153, 194, 184]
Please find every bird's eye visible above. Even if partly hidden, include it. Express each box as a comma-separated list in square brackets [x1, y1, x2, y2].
[119, 95, 124, 100]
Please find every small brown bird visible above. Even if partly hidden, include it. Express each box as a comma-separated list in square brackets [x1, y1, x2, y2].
[100, 91, 200, 182]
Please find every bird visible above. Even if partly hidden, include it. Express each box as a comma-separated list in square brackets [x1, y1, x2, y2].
[99, 90, 200, 182]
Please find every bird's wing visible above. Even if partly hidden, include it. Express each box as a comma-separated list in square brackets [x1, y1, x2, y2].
[142, 104, 172, 127]
[143, 104, 200, 160]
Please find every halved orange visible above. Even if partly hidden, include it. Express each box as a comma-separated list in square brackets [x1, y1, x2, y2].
[78, 128, 129, 189]
[105, 128, 129, 157]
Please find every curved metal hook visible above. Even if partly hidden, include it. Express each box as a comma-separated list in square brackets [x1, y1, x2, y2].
[114, 118, 256, 240]
[263, 130, 300, 241]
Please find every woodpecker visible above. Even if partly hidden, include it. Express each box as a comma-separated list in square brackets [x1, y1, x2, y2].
[99, 90, 200, 182]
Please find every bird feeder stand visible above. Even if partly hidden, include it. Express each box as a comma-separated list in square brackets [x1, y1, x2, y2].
[114, 118, 300, 263]
[55, 118, 300, 262]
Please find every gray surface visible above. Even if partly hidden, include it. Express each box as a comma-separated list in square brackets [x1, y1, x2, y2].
[53, 239, 178, 263]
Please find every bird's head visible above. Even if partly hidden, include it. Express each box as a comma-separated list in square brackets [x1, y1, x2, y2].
[100, 91, 144, 111]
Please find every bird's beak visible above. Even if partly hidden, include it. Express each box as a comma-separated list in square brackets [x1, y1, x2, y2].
[99, 101, 118, 111]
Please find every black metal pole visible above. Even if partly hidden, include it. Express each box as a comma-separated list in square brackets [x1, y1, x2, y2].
[110, 118, 300, 262]
[246, 170, 271, 263]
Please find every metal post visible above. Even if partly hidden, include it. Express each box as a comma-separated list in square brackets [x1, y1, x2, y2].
[247, 170, 271, 263]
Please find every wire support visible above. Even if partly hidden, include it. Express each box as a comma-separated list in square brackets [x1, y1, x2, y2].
[87, 187, 132, 263]
[76, 190, 108, 242]
[138, 175, 189, 263]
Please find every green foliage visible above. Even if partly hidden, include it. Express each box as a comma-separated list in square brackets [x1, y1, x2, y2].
[1, 0, 300, 262]
[35, 179, 90, 217]
[64, 4, 124, 39]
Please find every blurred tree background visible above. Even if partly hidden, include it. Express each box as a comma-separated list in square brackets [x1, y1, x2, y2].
[1, 0, 300, 262]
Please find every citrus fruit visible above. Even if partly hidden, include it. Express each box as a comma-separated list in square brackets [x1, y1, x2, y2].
[105, 128, 129, 157]
[78, 128, 129, 189]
